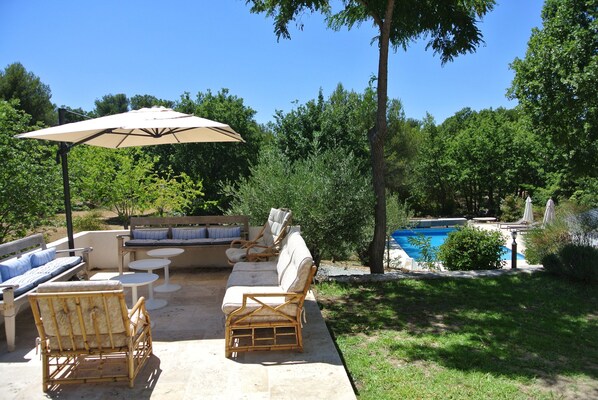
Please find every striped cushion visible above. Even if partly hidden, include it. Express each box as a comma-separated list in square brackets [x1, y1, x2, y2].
[172, 227, 207, 240]
[208, 227, 241, 239]
[132, 229, 169, 240]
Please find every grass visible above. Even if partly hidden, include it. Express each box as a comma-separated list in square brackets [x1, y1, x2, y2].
[314, 272, 598, 399]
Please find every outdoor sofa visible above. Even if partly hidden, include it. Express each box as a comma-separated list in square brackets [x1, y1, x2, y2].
[222, 231, 317, 358]
[117, 215, 249, 273]
[0, 234, 91, 351]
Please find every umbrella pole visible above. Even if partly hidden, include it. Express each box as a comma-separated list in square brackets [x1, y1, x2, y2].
[58, 109, 75, 254]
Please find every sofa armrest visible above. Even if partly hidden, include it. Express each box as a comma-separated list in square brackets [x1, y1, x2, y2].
[55, 247, 93, 255]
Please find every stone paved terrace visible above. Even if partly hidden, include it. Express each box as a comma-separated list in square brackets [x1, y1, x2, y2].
[0, 269, 356, 400]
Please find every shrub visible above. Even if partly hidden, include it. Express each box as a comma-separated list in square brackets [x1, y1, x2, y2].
[542, 243, 598, 283]
[499, 194, 524, 222]
[523, 218, 571, 264]
[72, 211, 107, 232]
[437, 226, 505, 271]
[224, 146, 374, 265]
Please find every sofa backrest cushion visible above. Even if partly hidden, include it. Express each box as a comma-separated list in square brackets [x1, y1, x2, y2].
[263, 208, 292, 247]
[132, 229, 169, 240]
[30, 248, 57, 268]
[172, 227, 207, 240]
[208, 226, 241, 239]
[0, 255, 32, 282]
[278, 232, 313, 292]
[35, 281, 127, 348]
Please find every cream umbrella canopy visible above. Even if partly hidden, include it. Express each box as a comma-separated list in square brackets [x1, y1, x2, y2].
[523, 196, 534, 224]
[17, 107, 244, 250]
[543, 198, 556, 226]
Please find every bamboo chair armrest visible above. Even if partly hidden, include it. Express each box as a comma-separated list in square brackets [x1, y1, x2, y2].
[230, 239, 253, 248]
[128, 296, 150, 333]
[0, 284, 18, 291]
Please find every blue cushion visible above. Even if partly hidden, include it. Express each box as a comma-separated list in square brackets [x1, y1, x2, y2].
[172, 227, 207, 240]
[0, 255, 32, 281]
[30, 248, 57, 268]
[132, 229, 169, 240]
[0, 271, 52, 299]
[208, 227, 241, 239]
[125, 239, 161, 247]
[29, 256, 82, 277]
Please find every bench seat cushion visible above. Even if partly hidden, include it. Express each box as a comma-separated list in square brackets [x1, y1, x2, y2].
[1, 270, 53, 299]
[225, 269, 279, 289]
[125, 238, 236, 247]
[221, 285, 299, 322]
[232, 261, 277, 273]
[30, 256, 82, 277]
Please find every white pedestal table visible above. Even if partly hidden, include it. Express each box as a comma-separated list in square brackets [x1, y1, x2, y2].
[146, 248, 185, 293]
[127, 259, 171, 310]
[111, 272, 165, 310]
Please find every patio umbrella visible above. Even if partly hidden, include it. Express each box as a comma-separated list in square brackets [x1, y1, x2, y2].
[523, 196, 534, 224]
[17, 107, 244, 250]
[543, 198, 556, 226]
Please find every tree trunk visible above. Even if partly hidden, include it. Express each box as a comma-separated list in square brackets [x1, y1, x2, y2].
[368, 0, 395, 274]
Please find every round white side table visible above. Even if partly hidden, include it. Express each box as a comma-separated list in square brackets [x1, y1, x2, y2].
[111, 272, 166, 310]
[146, 248, 185, 293]
[127, 259, 170, 310]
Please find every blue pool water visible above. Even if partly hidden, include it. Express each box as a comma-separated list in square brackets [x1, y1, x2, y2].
[391, 228, 525, 261]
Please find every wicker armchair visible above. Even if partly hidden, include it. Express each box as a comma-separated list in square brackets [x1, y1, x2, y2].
[28, 280, 152, 392]
[226, 208, 292, 265]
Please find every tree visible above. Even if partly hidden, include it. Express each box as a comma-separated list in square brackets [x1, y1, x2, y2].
[0, 100, 60, 242]
[147, 89, 268, 213]
[94, 93, 129, 116]
[509, 0, 598, 180]
[0, 62, 55, 126]
[224, 146, 373, 265]
[247, 0, 495, 273]
[130, 94, 175, 110]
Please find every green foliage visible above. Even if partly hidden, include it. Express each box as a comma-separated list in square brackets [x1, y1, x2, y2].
[411, 108, 539, 216]
[384, 193, 414, 269]
[524, 218, 571, 264]
[407, 234, 438, 270]
[509, 0, 598, 179]
[543, 244, 598, 284]
[273, 84, 372, 166]
[129, 94, 174, 110]
[94, 93, 129, 116]
[146, 89, 268, 214]
[72, 211, 107, 232]
[247, 0, 495, 274]
[224, 146, 373, 265]
[152, 170, 204, 217]
[70, 147, 156, 227]
[437, 226, 505, 270]
[499, 195, 524, 222]
[0, 62, 55, 126]
[0, 100, 60, 242]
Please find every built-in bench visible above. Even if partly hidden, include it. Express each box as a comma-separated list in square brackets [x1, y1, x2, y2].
[222, 231, 317, 358]
[117, 215, 249, 274]
[410, 218, 468, 228]
[0, 234, 91, 351]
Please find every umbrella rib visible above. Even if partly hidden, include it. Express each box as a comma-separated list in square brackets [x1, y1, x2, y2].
[73, 129, 116, 147]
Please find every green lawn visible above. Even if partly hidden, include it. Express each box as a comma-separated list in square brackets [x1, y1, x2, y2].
[314, 273, 598, 399]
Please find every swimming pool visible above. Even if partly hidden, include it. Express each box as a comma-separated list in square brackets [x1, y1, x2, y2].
[391, 228, 525, 261]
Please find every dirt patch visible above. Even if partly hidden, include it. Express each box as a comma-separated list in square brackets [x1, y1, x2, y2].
[38, 209, 123, 243]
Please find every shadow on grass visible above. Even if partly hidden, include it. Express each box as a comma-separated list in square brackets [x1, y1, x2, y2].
[315, 273, 598, 381]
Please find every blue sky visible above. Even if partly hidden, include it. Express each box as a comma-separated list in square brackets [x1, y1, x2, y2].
[0, 0, 545, 125]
